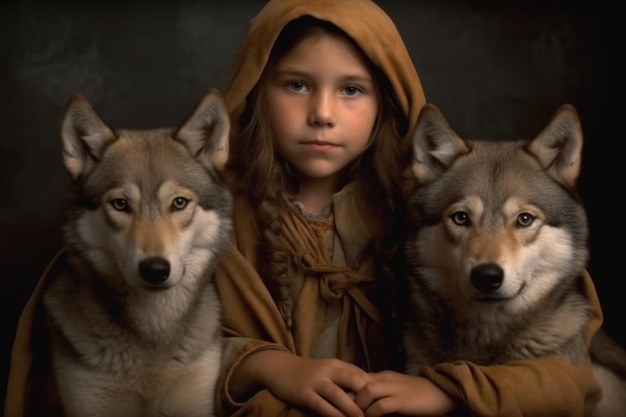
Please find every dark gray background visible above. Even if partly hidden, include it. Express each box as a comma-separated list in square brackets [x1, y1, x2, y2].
[1, 0, 619, 407]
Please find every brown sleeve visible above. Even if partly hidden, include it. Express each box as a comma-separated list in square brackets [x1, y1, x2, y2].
[213, 234, 298, 415]
[223, 389, 319, 417]
[4, 293, 38, 417]
[215, 242, 295, 349]
[4, 250, 66, 417]
[215, 338, 294, 416]
[421, 270, 603, 417]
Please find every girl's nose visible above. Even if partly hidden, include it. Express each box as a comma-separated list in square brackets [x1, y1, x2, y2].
[308, 92, 335, 127]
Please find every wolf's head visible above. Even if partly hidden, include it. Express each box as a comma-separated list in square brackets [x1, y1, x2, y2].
[405, 104, 588, 316]
[60, 89, 232, 294]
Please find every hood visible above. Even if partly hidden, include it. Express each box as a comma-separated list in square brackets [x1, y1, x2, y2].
[224, 0, 426, 137]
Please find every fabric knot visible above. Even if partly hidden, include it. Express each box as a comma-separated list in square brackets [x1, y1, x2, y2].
[293, 249, 367, 302]
[295, 250, 316, 269]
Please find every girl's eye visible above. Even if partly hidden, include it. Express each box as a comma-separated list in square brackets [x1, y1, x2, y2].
[451, 211, 470, 226]
[341, 85, 362, 97]
[517, 212, 535, 228]
[110, 198, 129, 212]
[287, 81, 308, 93]
[172, 196, 189, 211]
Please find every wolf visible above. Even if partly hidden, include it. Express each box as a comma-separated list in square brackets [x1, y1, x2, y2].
[401, 103, 626, 417]
[39, 88, 232, 417]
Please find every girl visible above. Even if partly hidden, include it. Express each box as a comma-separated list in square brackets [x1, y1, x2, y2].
[4, 1, 604, 417]
[212, 1, 603, 417]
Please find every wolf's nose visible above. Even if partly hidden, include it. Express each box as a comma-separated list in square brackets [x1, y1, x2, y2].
[471, 263, 503, 293]
[139, 256, 171, 284]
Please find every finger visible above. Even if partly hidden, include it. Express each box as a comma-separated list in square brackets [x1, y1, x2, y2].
[353, 380, 390, 410]
[363, 397, 396, 417]
[353, 384, 375, 410]
[331, 367, 371, 394]
[304, 395, 348, 417]
[318, 384, 364, 417]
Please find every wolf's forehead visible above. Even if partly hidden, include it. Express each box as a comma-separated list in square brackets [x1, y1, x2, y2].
[90, 133, 211, 192]
[445, 146, 554, 199]
[109, 130, 181, 158]
[471, 160, 538, 186]
[103, 132, 198, 171]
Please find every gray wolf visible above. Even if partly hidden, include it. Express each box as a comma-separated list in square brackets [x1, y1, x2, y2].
[401, 103, 626, 417]
[40, 88, 232, 417]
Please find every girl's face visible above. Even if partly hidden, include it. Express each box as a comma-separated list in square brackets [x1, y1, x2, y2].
[265, 32, 378, 187]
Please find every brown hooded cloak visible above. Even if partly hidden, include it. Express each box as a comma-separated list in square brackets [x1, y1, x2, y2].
[4, 1, 603, 416]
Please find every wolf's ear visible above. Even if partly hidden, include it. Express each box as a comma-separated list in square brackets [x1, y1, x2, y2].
[411, 104, 470, 184]
[526, 104, 583, 189]
[175, 88, 230, 172]
[61, 95, 116, 180]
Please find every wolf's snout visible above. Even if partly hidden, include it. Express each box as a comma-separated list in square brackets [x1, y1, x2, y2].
[471, 263, 503, 293]
[139, 256, 171, 284]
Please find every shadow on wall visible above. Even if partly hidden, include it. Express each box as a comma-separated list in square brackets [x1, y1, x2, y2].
[0, 0, 619, 411]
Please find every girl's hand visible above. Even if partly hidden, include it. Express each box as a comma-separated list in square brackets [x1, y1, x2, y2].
[234, 350, 371, 417]
[353, 370, 457, 417]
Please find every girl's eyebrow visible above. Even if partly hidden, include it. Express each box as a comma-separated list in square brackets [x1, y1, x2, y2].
[273, 68, 373, 84]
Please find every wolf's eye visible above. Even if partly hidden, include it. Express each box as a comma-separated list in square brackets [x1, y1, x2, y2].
[172, 196, 189, 211]
[451, 211, 470, 226]
[110, 198, 129, 212]
[517, 212, 535, 227]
